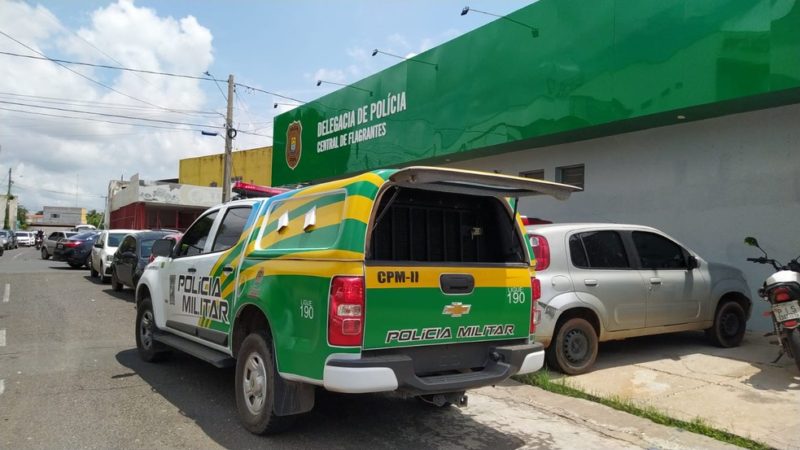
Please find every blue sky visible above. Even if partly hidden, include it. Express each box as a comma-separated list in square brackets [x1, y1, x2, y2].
[0, 0, 532, 211]
[40, 1, 532, 110]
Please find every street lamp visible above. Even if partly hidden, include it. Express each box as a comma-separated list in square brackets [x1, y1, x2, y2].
[371, 49, 438, 69]
[316, 80, 373, 96]
[461, 6, 539, 37]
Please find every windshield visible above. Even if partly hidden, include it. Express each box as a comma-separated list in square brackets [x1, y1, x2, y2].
[108, 233, 128, 247]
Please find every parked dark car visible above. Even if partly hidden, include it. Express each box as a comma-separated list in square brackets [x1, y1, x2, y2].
[0, 230, 17, 249]
[41, 231, 79, 259]
[52, 231, 100, 268]
[111, 230, 176, 291]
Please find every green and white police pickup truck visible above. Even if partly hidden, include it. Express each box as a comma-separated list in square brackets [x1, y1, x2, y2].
[136, 166, 577, 434]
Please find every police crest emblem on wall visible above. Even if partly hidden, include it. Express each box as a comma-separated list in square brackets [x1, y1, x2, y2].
[286, 121, 302, 170]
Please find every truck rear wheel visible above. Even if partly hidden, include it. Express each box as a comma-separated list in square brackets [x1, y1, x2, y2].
[235, 332, 295, 435]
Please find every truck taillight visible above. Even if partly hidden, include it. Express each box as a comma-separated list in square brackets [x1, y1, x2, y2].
[530, 277, 541, 334]
[529, 235, 550, 271]
[328, 276, 365, 346]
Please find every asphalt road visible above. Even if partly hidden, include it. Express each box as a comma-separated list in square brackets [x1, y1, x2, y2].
[0, 246, 720, 450]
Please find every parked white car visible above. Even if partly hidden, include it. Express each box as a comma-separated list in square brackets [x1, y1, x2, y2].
[526, 223, 751, 375]
[15, 231, 34, 246]
[89, 229, 139, 282]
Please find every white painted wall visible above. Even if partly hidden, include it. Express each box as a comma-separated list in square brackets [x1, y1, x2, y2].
[454, 103, 800, 331]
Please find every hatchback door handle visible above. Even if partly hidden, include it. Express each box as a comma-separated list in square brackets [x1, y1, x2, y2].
[650, 278, 662, 285]
[187, 267, 197, 273]
[584, 279, 598, 286]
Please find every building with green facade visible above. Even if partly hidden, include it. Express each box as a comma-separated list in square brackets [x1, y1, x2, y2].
[272, 0, 800, 330]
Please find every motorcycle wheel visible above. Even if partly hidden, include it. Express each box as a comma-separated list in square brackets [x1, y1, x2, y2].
[788, 328, 800, 372]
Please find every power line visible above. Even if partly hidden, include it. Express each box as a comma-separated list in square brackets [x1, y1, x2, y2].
[15, 181, 106, 199]
[0, 47, 308, 104]
[233, 83, 306, 104]
[0, 99, 223, 129]
[0, 49, 225, 82]
[0, 30, 192, 115]
[0, 106, 215, 132]
[0, 91, 219, 116]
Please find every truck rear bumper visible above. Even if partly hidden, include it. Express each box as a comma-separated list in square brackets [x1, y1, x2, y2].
[324, 342, 543, 394]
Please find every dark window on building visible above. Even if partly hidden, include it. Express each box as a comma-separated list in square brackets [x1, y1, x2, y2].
[212, 206, 252, 252]
[176, 211, 218, 257]
[51, 213, 60, 219]
[632, 231, 687, 269]
[519, 169, 545, 180]
[556, 164, 584, 189]
[569, 231, 629, 269]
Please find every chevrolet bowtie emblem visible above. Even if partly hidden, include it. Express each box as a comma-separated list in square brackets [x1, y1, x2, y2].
[443, 302, 471, 318]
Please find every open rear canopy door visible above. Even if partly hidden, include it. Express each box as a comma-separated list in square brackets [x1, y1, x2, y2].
[389, 166, 580, 200]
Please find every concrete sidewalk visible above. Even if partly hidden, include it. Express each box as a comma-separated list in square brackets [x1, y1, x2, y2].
[555, 331, 800, 449]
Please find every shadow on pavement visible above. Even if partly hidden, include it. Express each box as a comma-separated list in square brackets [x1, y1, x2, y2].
[557, 331, 800, 392]
[116, 349, 525, 449]
[102, 287, 135, 303]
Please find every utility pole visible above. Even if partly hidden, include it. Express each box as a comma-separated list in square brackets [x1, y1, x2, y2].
[4, 167, 11, 230]
[222, 74, 235, 203]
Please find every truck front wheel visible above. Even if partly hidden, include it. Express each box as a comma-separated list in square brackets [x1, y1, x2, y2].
[235, 332, 295, 434]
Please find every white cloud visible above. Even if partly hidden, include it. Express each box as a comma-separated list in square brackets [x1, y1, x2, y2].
[0, 0, 233, 213]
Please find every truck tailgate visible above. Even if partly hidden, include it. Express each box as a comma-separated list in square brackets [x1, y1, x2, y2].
[363, 265, 532, 350]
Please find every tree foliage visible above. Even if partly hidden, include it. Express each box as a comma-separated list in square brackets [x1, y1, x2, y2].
[86, 209, 104, 228]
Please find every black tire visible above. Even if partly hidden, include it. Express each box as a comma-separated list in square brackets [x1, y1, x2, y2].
[41, 247, 49, 260]
[135, 298, 169, 362]
[90, 260, 99, 278]
[707, 301, 746, 348]
[787, 329, 800, 372]
[111, 268, 123, 291]
[546, 317, 598, 375]
[235, 332, 295, 435]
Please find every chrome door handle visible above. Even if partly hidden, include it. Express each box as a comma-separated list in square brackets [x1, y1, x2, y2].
[650, 278, 662, 285]
[584, 279, 598, 286]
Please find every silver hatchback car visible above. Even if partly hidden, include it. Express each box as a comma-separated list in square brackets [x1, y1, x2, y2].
[526, 223, 751, 375]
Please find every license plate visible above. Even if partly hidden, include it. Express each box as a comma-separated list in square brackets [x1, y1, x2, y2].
[773, 300, 800, 322]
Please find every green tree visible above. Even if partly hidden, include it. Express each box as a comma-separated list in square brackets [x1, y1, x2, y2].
[16, 203, 28, 230]
[86, 209, 103, 228]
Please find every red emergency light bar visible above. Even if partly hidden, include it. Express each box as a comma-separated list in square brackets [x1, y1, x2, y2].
[232, 181, 289, 198]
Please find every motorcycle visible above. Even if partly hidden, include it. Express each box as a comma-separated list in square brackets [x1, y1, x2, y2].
[745, 236, 800, 371]
[34, 235, 43, 250]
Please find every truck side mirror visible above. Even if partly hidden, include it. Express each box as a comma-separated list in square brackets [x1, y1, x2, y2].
[151, 239, 174, 258]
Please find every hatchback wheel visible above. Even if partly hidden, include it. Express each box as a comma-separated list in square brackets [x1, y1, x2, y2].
[707, 301, 746, 348]
[547, 317, 598, 375]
